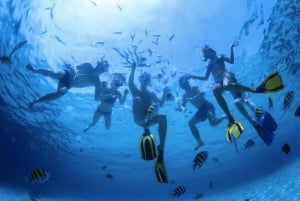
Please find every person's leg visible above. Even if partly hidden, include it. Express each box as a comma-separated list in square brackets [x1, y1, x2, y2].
[213, 86, 234, 123]
[26, 64, 65, 79]
[207, 111, 227, 126]
[132, 97, 146, 126]
[188, 114, 204, 150]
[149, 114, 167, 152]
[224, 83, 256, 93]
[104, 114, 112, 130]
[29, 87, 68, 108]
[84, 110, 102, 132]
[234, 98, 256, 126]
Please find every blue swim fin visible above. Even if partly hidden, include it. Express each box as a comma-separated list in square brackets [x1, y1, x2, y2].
[254, 111, 277, 146]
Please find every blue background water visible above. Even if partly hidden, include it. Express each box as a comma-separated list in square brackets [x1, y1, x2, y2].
[0, 0, 300, 200]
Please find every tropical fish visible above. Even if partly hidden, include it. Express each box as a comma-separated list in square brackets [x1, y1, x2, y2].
[105, 173, 114, 180]
[194, 193, 203, 199]
[192, 151, 208, 170]
[255, 107, 264, 120]
[283, 91, 294, 111]
[172, 185, 186, 198]
[295, 105, 300, 116]
[244, 139, 255, 150]
[268, 96, 273, 110]
[28, 168, 50, 184]
[281, 144, 291, 154]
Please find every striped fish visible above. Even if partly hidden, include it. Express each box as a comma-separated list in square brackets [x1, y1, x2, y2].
[28, 168, 50, 184]
[192, 151, 208, 170]
[283, 91, 294, 111]
[172, 185, 186, 198]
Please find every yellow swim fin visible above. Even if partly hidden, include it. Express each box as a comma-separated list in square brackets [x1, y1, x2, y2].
[256, 72, 284, 93]
[139, 129, 158, 160]
[226, 120, 244, 143]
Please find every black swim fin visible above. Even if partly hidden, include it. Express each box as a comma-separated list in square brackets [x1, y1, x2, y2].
[254, 123, 275, 146]
[254, 111, 277, 146]
[154, 146, 168, 183]
[256, 72, 284, 93]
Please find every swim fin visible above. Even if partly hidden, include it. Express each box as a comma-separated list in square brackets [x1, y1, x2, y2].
[139, 129, 158, 160]
[254, 111, 277, 146]
[256, 72, 284, 93]
[226, 120, 244, 143]
[154, 146, 168, 183]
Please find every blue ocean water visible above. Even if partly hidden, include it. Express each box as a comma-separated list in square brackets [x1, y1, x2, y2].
[0, 0, 300, 200]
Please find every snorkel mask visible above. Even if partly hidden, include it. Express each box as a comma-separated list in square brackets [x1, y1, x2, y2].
[138, 72, 151, 85]
[178, 74, 190, 89]
[112, 73, 126, 87]
[201, 45, 216, 61]
[96, 59, 109, 73]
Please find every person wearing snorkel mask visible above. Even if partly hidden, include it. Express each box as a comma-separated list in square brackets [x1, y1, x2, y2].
[177, 75, 227, 150]
[26, 59, 109, 108]
[187, 43, 271, 140]
[83, 74, 129, 132]
[128, 62, 171, 158]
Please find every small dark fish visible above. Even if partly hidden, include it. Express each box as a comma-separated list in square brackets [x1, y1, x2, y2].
[106, 173, 114, 180]
[80, 148, 83, 152]
[169, 33, 175, 41]
[212, 157, 219, 162]
[295, 105, 300, 116]
[209, 181, 213, 190]
[95, 41, 104, 45]
[116, 3, 122, 11]
[55, 35, 66, 45]
[172, 185, 186, 198]
[101, 165, 107, 170]
[244, 139, 255, 150]
[268, 96, 273, 110]
[28, 168, 50, 184]
[283, 91, 294, 111]
[89, 0, 97, 6]
[192, 151, 208, 170]
[281, 144, 291, 154]
[113, 31, 122, 35]
[194, 193, 203, 199]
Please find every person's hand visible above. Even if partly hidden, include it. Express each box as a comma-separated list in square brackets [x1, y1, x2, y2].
[230, 41, 239, 48]
[131, 61, 136, 69]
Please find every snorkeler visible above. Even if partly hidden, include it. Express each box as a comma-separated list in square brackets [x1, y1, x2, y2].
[129, 62, 171, 183]
[177, 75, 227, 150]
[83, 74, 129, 132]
[27, 59, 109, 108]
[188, 42, 283, 142]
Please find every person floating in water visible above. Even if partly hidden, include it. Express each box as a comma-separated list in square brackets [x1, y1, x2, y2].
[188, 42, 283, 142]
[27, 59, 109, 108]
[177, 75, 227, 150]
[128, 62, 171, 156]
[83, 74, 129, 132]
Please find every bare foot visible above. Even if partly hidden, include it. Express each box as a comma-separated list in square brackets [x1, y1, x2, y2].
[194, 141, 204, 151]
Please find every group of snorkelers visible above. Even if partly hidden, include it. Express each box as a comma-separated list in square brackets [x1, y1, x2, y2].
[26, 41, 284, 183]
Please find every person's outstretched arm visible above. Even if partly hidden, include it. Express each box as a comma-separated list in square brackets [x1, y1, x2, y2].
[224, 41, 239, 64]
[189, 68, 210, 81]
[128, 62, 138, 95]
